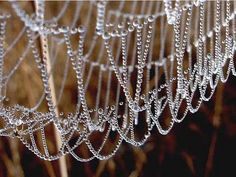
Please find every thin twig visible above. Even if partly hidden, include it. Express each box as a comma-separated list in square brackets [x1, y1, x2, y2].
[40, 33, 68, 177]
[205, 82, 224, 177]
[9, 139, 24, 177]
[34, 1, 68, 177]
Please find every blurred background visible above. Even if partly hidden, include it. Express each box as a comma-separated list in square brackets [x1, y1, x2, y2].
[0, 1, 236, 177]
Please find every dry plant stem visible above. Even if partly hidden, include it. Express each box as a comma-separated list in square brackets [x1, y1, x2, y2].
[33, 1, 68, 177]
[181, 151, 195, 175]
[107, 159, 116, 177]
[204, 82, 224, 177]
[95, 160, 107, 177]
[0, 140, 17, 177]
[129, 147, 146, 177]
[40, 35, 68, 177]
[9, 139, 24, 177]
[2, 153, 15, 177]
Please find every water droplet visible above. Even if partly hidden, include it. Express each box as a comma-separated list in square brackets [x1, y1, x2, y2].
[102, 31, 110, 40]
[98, 108, 103, 114]
[137, 24, 143, 29]
[118, 22, 124, 29]
[111, 125, 116, 131]
[16, 119, 22, 126]
[207, 54, 212, 58]
[144, 132, 150, 139]
[88, 123, 94, 131]
[96, 28, 103, 35]
[78, 26, 86, 34]
[167, 12, 176, 24]
[147, 15, 154, 23]
[73, 125, 78, 130]
[194, 40, 199, 47]
[133, 19, 139, 27]
[59, 26, 69, 33]
[140, 94, 145, 100]
[110, 105, 115, 110]
[207, 31, 213, 37]
[121, 29, 128, 37]
[132, 103, 140, 112]
[99, 124, 105, 132]
[70, 27, 78, 34]
[111, 30, 118, 37]
[134, 112, 138, 125]
[194, 0, 200, 6]
[63, 119, 68, 125]
[128, 25, 134, 32]
[119, 102, 123, 106]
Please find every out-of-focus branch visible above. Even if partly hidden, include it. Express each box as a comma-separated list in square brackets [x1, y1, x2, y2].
[129, 147, 147, 177]
[95, 160, 107, 177]
[205, 82, 224, 177]
[9, 139, 24, 177]
[0, 139, 16, 177]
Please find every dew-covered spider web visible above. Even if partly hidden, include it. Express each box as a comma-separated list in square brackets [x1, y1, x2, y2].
[0, 0, 235, 162]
